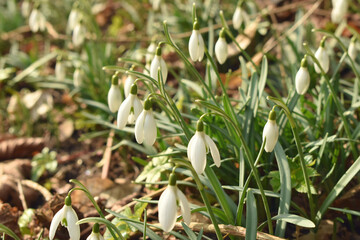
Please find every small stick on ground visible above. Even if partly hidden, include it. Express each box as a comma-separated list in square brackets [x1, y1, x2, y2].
[17, 180, 28, 210]
[101, 129, 115, 179]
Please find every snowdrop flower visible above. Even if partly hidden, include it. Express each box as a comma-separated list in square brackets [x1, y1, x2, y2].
[150, 0, 161, 11]
[348, 37, 357, 62]
[67, 3, 81, 33]
[86, 223, 104, 240]
[21, 0, 31, 17]
[331, 0, 348, 24]
[187, 120, 221, 175]
[124, 73, 135, 98]
[215, 28, 228, 64]
[117, 84, 142, 129]
[135, 98, 157, 145]
[73, 67, 83, 87]
[314, 37, 329, 74]
[188, 21, 205, 62]
[72, 20, 86, 47]
[150, 46, 168, 83]
[49, 196, 80, 240]
[158, 173, 191, 232]
[29, 6, 46, 33]
[55, 59, 66, 81]
[108, 74, 122, 113]
[146, 42, 157, 63]
[262, 109, 279, 153]
[233, 1, 248, 30]
[295, 56, 310, 95]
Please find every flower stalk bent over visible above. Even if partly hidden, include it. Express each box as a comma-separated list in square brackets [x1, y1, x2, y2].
[158, 173, 191, 232]
[188, 21, 205, 62]
[187, 120, 221, 175]
[49, 196, 80, 240]
[135, 98, 157, 145]
[117, 83, 142, 129]
[262, 108, 279, 152]
[295, 56, 310, 95]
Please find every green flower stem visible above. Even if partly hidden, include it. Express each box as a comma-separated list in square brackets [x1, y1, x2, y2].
[266, 96, 315, 221]
[170, 159, 223, 239]
[70, 179, 118, 239]
[196, 100, 274, 234]
[77, 217, 124, 240]
[219, 11, 260, 74]
[303, 42, 358, 158]
[235, 138, 266, 226]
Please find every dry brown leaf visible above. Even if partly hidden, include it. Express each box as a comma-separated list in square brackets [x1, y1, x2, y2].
[0, 137, 45, 161]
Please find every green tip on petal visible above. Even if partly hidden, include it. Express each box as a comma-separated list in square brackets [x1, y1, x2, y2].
[93, 223, 100, 233]
[155, 46, 162, 56]
[219, 28, 226, 38]
[65, 196, 72, 206]
[320, 36, 326, 48]
[268, 110, 276, 121]
[169, 173, 177, 186]
[301, 57, 308, 68]
[196, 120, 204, 131]
[144, 98, 152, 110]
[130, 84, 137, 95]
[111, 75, 118, 85]
[193, 21, 200, 30]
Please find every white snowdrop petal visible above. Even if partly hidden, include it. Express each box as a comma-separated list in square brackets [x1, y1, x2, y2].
[189, 30, 199, 61]
[55, 62, 66, 81]
[135, 111, 146, 144]
[49, 206, 64, 240]
[215, 38, 228, 64]
[295, 67, 310, 95]
[117, 97, 132, 129]
[262, 120, 279, 152]
[314, 47, 329, 74]
[187, 135, 196, 161]
[176, 188, 191, 225]
[73, 24, 85, 47]
[204, 135, 221, 167]
[124, 75, 135, 97]
[190, 132, 207, 174]
[197, 32, 205, 62]
[232, 7, 242, 30]
[146, 43, 156, 63]
[66, 206, 80, 240]
[160, 58, 168, 83]
[143, 110, 157, 145]
[158, 186, 178, 232]
[331, 0, 348, 24]
[133, 97, 143, 120]
[29, 10, 39, 32]
[108, 85, 122, 113]
[150, 56, 160, 81]
[348, 42, 357, 61]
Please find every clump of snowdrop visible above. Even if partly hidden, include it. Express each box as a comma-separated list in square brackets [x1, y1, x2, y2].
[348, 37, 357, 62]
[331, 0, 348, 24]
[49, 196, 80, 240]
[55, 58, 66, 81]
[158, 173, 191, 232]
[86, 223, 104, 240]
[262, 108, 279, 153]
[187, 120, 221, 175]
[295, 56, 310, 95]
[188, 21, 205, 62]
[150, 45, 168, 83]
[29, 4, 46, 33]
[314, 37, 329, 74]
[108, 73, 123, 113]
[232, 1, 248, 30]
[117, 83, 142, 129]
[72, 19, 86, 47]
[135, 98, 157, 146]
[67, 2, 81, 33]
[215, 28, 228, 64]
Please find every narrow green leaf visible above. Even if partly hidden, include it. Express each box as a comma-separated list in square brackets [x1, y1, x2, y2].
[272, 214, 315, 228]
[245, 189, 257, 240]
[181, 222, 197, 240]
[329, 207, 360, 217]
[258, 56, 268, 99]
[0, 223, 21, 240]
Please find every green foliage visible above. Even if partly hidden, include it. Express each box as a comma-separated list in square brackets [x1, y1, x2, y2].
[31, 147, 57, 182]
[18, 209, 35, 235]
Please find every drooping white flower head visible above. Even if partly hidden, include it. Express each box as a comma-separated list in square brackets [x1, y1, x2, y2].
[295, 57, 310, 95]
[67, 3, 81, 33]
[49, 196, 80, 240]
[314, 37, 329, 74]
[117, 84, 143, 129]
[158, 173, 191, 232]
[73, 67, 84, 87]
[146, 42, 157, 63]
[72, 20, 86, 47]
[262, 109, 279, 153]
[55, 59, 66, 81]
[86, 223, 104, 240]
[215, 28, 228, 65]
[21, 0, 31, 17]
[108, 74, 123, 113]
[124, 73, 135, 98]
[331, 0, 348, 24]
[188, 21, 205, 62]
[187, 120, 221, 175]
[348, 37, 357, 62]
[150, 46, 168, 83]
[232, 4, 243, 30]
[135, 98, 157, 145]
[29, 6, 46, 33]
